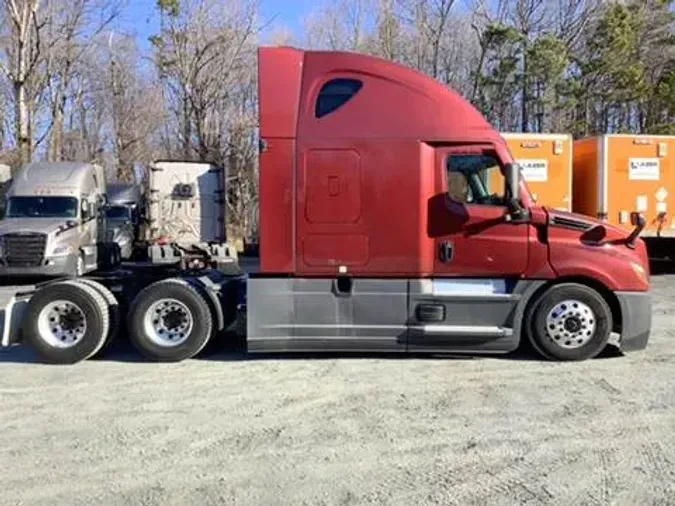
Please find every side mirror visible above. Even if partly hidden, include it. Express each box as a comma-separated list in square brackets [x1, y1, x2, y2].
[505, 163, 520, 204]
[626, 212, 646, 249]
[630, 211, 645, 227]
[80, 200, 89, 220]
[504, 163, 529, 223]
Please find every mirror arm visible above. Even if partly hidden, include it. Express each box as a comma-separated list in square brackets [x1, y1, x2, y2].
[503, 162, 530, 223]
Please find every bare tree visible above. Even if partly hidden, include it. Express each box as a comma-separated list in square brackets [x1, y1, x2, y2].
[153, 0, 258, 159]
[304, 0, 373, 51]
[1, 0, 44, 168]
[152, 0, 260, 237]
[44, 0, 120, 161]
[374, 0, 400, 60]
[104, 33, 163, 181]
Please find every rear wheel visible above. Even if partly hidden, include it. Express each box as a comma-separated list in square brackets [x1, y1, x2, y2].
[66, 279, 120, 356]
[527, 283, 612, 361]
[22, 281, 110, 364]
[127, 279, 213, 362]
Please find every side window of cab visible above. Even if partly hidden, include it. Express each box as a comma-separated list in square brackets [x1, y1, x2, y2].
[446, 153, 506, 206]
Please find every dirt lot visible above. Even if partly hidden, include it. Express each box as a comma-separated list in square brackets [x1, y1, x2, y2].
[0, 274, 674, 506]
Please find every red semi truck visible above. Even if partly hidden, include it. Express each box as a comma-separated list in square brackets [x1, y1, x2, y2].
[0, 47, 652, 363]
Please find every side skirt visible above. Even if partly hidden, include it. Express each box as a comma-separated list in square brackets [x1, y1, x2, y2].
[246, 277, 545, 355]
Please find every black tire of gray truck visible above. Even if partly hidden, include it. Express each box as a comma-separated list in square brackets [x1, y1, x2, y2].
[65, 279, 121, 357]
[22, 281, 110, 364]
[127, 279, 213, 362]
[526, 283, 613, 361]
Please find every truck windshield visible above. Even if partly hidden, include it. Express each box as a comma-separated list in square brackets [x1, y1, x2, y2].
[6, 196, 78, 218]
[105, 205, 131, 220]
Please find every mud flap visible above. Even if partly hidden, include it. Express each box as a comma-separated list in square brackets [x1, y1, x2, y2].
[1, 295, 30, 347]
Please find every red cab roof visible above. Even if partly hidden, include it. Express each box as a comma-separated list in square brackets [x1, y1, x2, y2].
[258, 46, 500, 144]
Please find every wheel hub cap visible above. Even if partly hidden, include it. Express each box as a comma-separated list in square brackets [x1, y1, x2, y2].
[545, 300, 597, 349]
[143, 298, 193, 347]
[37, 300, 87, 348]
[563, 316, 582, 333]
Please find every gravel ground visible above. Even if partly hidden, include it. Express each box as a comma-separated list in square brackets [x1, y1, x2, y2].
[0, 273, 674, 506]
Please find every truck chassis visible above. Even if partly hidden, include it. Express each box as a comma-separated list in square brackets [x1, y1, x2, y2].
[1, 262, 244, 363]
[0, 260, 651, 364]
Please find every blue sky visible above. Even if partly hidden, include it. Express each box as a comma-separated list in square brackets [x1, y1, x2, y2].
[119, 0, 313, 49]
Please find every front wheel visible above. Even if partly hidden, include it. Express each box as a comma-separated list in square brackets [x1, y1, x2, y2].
[527, 283, 613, 361]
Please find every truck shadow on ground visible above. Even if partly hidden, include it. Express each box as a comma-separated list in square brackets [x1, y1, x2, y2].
[0, 338, 625, 365]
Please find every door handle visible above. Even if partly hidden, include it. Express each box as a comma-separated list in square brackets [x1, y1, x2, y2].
[439, 241, 453, 263]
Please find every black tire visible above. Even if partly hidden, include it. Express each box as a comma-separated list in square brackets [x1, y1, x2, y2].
[22, 281, 110, 364]
[127, 278, 213, 362]
[526, 283, 612, 361]
[67, 279, 121, 356]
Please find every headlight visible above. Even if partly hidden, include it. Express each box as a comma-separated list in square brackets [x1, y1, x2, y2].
[51, 244, 74, 256]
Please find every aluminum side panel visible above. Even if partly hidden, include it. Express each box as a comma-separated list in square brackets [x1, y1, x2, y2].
[407, 279, 545, 353]
[247, 277, 545, 354]
[247, 277, 408, 352]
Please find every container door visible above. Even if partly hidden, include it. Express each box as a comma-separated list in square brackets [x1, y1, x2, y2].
[605, 136, 674, 234]
[500, 135, 571, 211]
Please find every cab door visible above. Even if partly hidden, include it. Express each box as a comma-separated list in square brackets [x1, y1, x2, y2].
[430, 145, 530, 277]
[80, 197, 98, 269]
[407, 145, 531, 353]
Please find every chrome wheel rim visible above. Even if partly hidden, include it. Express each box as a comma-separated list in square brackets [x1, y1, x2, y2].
[545, 300, 596, 349]
[143, 298, 193, 347]
[37, 300, 87, 348]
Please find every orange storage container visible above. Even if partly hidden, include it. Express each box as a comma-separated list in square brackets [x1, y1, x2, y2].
[573, 135, 675, 235]
[492, 133, 573, 211]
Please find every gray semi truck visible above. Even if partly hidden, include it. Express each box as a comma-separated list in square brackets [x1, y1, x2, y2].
[106, 182, 146, 260]
[0, 162, 119, 277]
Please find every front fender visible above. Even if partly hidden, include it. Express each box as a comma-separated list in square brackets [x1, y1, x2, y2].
[550, 243, 649, 292]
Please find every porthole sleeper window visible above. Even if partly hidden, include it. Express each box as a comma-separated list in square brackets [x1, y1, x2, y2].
[315, 78, 363, 118]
